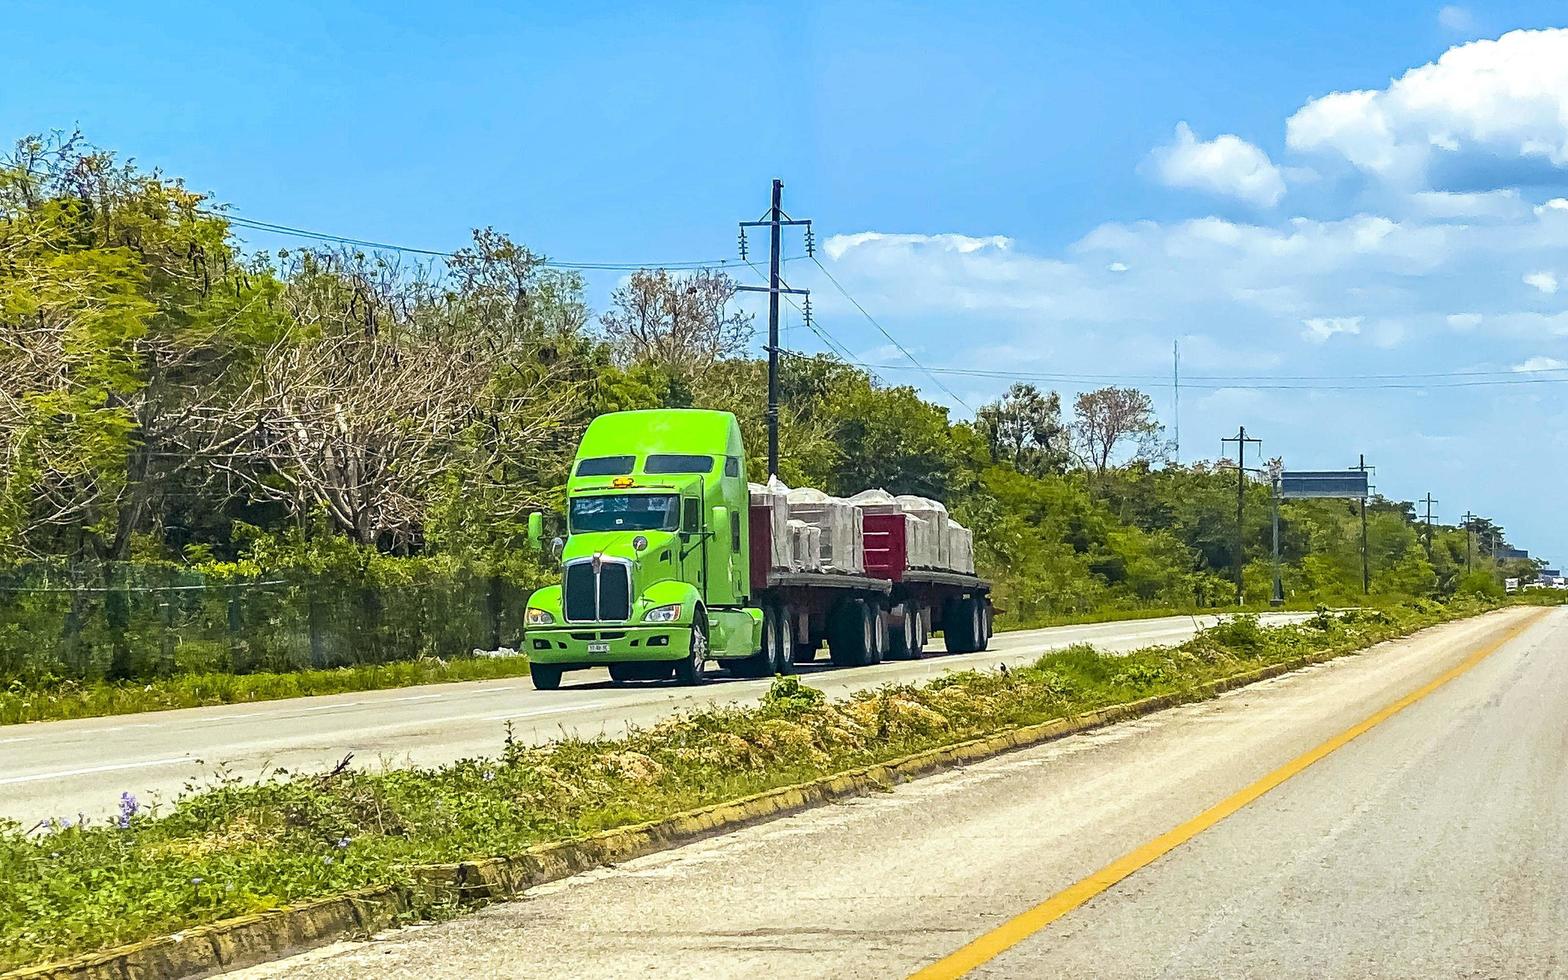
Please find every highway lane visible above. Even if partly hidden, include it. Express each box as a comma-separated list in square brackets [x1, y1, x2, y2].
[0, 611, 1308, 825]
[231, 606, 1560, 979]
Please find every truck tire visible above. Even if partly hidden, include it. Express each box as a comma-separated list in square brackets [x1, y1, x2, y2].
[975, 598, 992, 652]
[887, 602, 919, 660]
[530, 662, 564, 691]
[730, 605, 786, 679]
[944, 597, 978, 654]
[866, 603, 887, 666]
[775, 604, 795, 675]
[828, 600, 872, 667]
[675, 614, 709, 686]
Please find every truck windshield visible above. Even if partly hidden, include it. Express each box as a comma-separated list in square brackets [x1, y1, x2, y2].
[570, 494, 680, 532]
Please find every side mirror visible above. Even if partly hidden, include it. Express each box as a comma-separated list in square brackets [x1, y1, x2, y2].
[526, 512, 543, 548]
[550, 536, 565, 561]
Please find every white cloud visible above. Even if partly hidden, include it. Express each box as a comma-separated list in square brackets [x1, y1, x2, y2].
[1406, 189, 1526, 220]
[1285, 29, 1568, 187]
[823, 232, 1009, 261]
[1447, 312, 1484, 330]
[1107, 261, 1129, 273]
[1524, 271, 1559, 294]
[1438, 5, 1476, 32]
[1514, 355, 1568, 372]
[1302, 316, 1363, 343]
[1147, 122, 1286, 207]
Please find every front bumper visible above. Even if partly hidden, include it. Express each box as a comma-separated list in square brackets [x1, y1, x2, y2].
[524, 624, 690, 666]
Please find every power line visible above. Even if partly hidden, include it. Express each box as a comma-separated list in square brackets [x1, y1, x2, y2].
[809, 255, 971, 410]
[850, 362, 1568, 391]
[214, 211, 778, 272]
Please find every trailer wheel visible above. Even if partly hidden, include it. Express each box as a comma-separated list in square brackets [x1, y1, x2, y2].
[675, 613, 709, 686]
[866, 603, 887, 666]
[975, 598, 992, 652]
[887, 602, 919, 660]
[828, 600, 871, 667]
[529, 662, 564, 691]
[943, 597, 978, 653]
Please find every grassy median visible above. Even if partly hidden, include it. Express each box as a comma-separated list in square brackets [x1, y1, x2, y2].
[0, 597, 1539, 970]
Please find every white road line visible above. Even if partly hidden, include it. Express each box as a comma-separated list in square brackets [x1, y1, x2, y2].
[0, 736, 35, 745]
[0, 756, 192, 786]
[478, 700, 612, 722]
[302, 701, 366, 712]
[389, 693, 445, 703]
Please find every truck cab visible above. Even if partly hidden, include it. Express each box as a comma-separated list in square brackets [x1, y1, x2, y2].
[523, 410, 762, 689]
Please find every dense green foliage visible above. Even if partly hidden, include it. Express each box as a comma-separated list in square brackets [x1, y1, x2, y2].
[0, 133, 1543, 687]
[0, 599, 1520, 969]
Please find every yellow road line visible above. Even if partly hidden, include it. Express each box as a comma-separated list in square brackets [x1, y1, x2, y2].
[910, 608, 1548, 979]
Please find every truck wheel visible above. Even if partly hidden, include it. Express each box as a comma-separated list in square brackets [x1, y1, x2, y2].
[944, 598, 977, 654]
[866, 604, 887, 665]
[730, 606, 781, 679]
[828, 600, 871, 667]
[887, 602, 918, 660]
[775, 605, 795, 675]
[675, 616, 709, 686]
[975, 599, 992, 652]
[530, 662, 564, 691]
[608, 663, 635, 684]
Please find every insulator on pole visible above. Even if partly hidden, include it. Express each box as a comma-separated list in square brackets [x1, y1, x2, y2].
[738, 227, 749, 262]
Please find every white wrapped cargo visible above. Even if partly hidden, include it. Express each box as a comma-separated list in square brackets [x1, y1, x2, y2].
[788, 519, 822, 571]
[947, 519, 975, 574]
[895, 495, 949, 570]
[748, 478, 794, 571]
[786, 487, 864, 574]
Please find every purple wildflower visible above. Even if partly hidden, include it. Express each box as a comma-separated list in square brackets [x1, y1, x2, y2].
[117, 792, 139, 829]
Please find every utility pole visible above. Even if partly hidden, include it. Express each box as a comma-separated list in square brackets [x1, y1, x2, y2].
[1172, 338, 1180, 465]
[737, 180, 813, 477]
[1220, 426, 1262, 605]
[1355, 454, 1374, 595]
[1420, 493, 1439, 559]
[1269, 463, 1283, 606]
[1462, 510, 1476, 573]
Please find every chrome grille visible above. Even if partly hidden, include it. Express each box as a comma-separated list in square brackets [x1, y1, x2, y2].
[562, 559, 632, 622]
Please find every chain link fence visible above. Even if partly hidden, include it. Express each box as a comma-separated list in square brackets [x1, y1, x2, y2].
[0, 564, 531, 685]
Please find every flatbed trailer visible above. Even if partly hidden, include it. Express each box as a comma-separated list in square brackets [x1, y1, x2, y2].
[747, 508, 992, 670]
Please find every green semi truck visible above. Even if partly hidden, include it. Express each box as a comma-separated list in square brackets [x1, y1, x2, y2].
[522, 408, 991, 690]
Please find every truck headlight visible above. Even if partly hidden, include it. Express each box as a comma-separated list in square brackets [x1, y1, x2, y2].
[525, 607, 555, 626]
[643, 603, 683, 623]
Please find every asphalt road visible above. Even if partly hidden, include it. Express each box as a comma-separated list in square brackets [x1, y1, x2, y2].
[0, 612, 1309, 826]
[232, 606, 1563, 979]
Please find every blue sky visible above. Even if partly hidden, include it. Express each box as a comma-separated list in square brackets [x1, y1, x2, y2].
[6, 2, 1568, 562]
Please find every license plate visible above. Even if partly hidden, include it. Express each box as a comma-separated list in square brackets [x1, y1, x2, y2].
[588, 641, 610, 654]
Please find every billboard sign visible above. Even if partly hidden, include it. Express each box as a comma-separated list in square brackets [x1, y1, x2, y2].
[1279, 470, 1370, 499]
[1498, 547, 1529, 560]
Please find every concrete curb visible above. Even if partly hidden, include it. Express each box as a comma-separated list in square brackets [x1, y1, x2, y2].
[2, 620, 1471, 980]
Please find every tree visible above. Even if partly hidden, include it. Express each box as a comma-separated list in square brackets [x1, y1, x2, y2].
[209, 241, 588, 551]
[974, 383, 1068, 477]
[0, 132, 281, 562]
[1071, 386, 1165, 475]
[600, 269, 752, 376]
